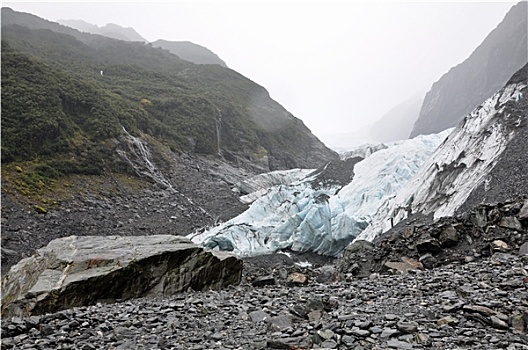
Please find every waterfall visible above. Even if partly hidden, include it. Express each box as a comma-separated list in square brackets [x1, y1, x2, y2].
[117, 127, 211, 217]
[117, 127, 173, 190]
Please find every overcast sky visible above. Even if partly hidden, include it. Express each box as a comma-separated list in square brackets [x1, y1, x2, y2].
[3, 1, 516, 138]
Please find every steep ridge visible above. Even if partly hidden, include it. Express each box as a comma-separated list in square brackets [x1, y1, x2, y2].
[1, 8, 336, 173]
[410, 1, 527, 138]
[359, 63, 528, 241]
[152, 40, 227, 67]
[1, 7, 100, 44]
[58, 19, 148, 42]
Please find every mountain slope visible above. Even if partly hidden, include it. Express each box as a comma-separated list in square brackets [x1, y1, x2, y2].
[152, 40, 227, 67]
[410, 1, 527, 138]
[1, 9, 337, 175]
[369, 92, 424, 142]
[320, 92, 424, 151]
[58, 19, 147, 42]
[0, 8, 337, 274]
[360, 62, 528, 241]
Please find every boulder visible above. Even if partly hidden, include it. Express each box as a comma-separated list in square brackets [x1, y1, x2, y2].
[1, 235, 242, 317]
[498, 217, 523, 231]
[518, 199, 528, 221]
[384, 257, 423, 273]
[438, 226, 459, 247]
[415, 237, 442, 254]
[286, 272, 307, 286]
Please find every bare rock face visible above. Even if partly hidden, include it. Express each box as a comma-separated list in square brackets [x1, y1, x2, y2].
[1, 235, 242, 317]
[410, 2, 527, 138]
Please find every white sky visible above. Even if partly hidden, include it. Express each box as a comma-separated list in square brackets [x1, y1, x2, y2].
[2, 1, 516, 138]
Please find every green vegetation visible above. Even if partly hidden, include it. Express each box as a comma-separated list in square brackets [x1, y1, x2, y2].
[1, 10, 333, 191]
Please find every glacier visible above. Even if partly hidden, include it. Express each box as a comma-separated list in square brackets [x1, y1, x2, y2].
[357, 81, 527, 242]
[188, 129, 451, 257]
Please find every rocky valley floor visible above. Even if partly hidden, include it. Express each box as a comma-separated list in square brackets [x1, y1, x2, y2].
[2, 251, 528, 350]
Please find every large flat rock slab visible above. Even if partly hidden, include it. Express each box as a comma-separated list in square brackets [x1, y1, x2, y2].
[1, 235, 242, 317]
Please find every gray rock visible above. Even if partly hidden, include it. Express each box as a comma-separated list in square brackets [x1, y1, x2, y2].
[249, 310, 270, 323]
[387, 339, 413, 349]
[498, 217, 523, 231]
[437, 316, 458, 326]
[396, 321, 418, 334]
[490, 316, 509, 330]
[316, 265, 341, 283]
[1, 235, 242, 317]
[267, 314, 292, 332]
[321, 339, 338, 348]
[418, 253, 437, 269]
[252, 275, 276, 287]
[519, 242, 528, 256]
[380, 328, 400, 339]
[415, 237, 441, 254]
[350, 328, 370, 337]
[463, 304, 496, 316]
[519, 199, 528, 220]
[267, 337, 310, 349]
[511, 313, 526, 333]
[317, 329, 335, 341]
[438, 226, 459, 247]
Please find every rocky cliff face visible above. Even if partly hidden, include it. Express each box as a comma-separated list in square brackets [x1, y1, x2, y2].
[1, 235, 242, 317]
[360, 63, 528, 241]
[410, 1, 527, 138]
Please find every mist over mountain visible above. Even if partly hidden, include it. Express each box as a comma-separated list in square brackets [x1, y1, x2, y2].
[1, 6, 528, 347]
[58, 19, 147, 42]
[319, 92, 424, 151]
[59, 18, 228, 67]
[410, 1, 527, 138]
[1, 8, 335, 174]
[152, 40, 227, 67]
[368, 92, 424, 143]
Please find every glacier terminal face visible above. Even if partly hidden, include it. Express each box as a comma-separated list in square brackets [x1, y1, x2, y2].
[188, 130, 450, 257]
[357, 82, 527, 242]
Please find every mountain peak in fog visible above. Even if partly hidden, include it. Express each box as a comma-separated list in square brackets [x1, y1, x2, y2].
[58, 18, 147, 42]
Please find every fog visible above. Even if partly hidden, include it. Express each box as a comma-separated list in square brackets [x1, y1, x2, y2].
[3, 1, 516, 139]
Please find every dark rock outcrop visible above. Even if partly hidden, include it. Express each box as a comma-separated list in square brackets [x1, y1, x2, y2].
[1, 235, 242, 317]
[337, 199, 528, 277]
[459, 62, 528, 212]
[410, 1, 527, 138]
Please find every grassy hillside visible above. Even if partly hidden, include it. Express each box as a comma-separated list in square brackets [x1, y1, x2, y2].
[1, 9, 336, 185]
